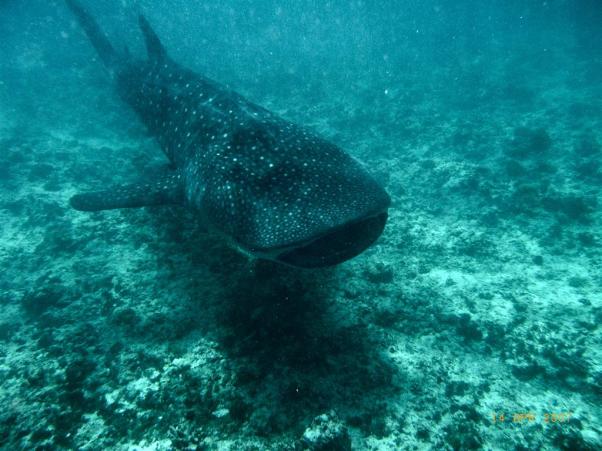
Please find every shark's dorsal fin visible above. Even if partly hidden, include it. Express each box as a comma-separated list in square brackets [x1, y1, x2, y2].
[70, 172, 183, 212]
[138, 14, 167, 62]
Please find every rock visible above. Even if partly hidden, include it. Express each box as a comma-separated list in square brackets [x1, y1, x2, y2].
[28, 163, 54, 180]
[505, 159, 527, 177]
[542, 194, 596, 221]
[21, 286, 66, 316]
[110, 307, 139, 329]
[511, 361, 546, 381]
[575, 134, 600, 156]
[300, 411, 351, 451]
[364, 263, 394, 284]
[532, 255, 544, 265]
[508, 126, 552, 158]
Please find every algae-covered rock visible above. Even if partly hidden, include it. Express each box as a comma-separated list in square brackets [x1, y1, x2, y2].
[299, 411, 351, 451]
[21, 286, 66, 316]
[507, 126, 552, 158]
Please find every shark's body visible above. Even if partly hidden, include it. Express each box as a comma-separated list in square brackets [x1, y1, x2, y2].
[66, 0, 390, 268]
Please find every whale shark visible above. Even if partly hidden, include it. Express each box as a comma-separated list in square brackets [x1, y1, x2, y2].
[65, 0, 390, 268]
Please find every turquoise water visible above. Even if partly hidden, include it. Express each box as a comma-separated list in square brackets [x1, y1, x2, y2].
[0, 1, 600, 449]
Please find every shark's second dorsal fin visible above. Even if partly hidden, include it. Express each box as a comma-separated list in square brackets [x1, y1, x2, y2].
[138, 14, 167, 62]
[70, 172, 183, 212]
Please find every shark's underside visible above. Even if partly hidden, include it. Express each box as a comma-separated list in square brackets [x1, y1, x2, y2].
[66, 0, 390, 268]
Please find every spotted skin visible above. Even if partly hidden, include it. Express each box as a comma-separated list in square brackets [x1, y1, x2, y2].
[66, 1, 390, 267]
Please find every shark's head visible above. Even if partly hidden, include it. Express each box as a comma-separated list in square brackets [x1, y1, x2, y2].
[201, 121, 391, 268]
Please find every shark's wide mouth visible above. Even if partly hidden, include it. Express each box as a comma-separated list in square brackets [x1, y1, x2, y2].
[275, 211, 388, 268]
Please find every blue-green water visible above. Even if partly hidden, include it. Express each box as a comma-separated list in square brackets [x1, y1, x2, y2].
[0, 1, 600, 449]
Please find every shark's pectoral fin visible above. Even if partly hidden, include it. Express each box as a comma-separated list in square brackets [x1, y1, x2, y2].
[70, 173, 184, 212]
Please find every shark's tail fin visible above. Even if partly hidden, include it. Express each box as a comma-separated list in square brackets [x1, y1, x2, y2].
[138, 14, 167, 62]
[65, 0, 119, 68]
